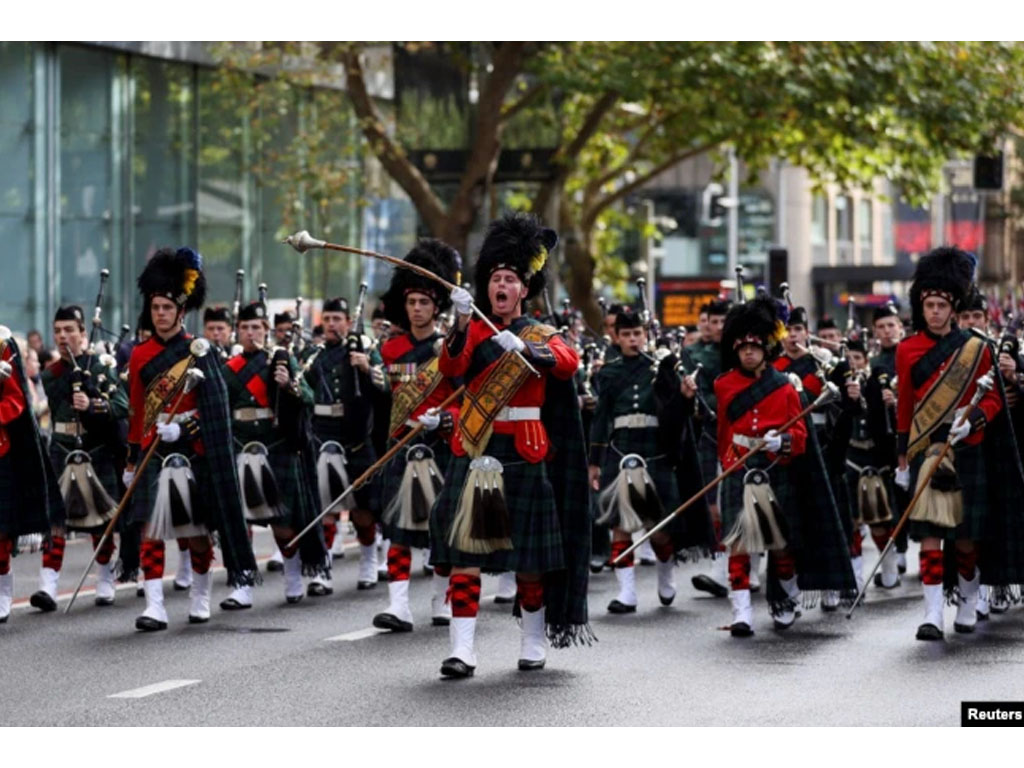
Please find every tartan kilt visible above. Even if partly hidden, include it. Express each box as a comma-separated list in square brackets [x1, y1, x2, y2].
[599, 426, 680, 521]
[909, 440, 987, 542]
[127, 447, 215, 532]
[430, 432, 566, 574]
[381, 430, 452, 549]
[49, 440, 120, 532]
[696, 427, 719, 506]
[241, 443, 318, 532]
[313, 437, 379, 513]
[844, 445, 897, 531]
[719, 453, 801, 552]
[0, 454, 16, 537]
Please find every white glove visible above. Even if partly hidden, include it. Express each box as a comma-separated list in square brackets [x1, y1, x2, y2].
[494, 329, 526, 353]
[949, 418, 971, 445]
[762, 429, 783, 454]
[156, 421, 181, 443]
[417, 411, 441, 431]
[122, 469, 135, 488]
[451, 286, 474, 316]
[894, 466, 911, 491]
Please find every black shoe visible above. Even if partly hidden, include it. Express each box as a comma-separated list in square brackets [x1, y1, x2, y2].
[589, 563, 605, 575]
[518, 658, 546, 671]
[373, 612, 413, 632]
[266, 559, 284, 573]
[94, 596, 114, 607]
[897, 559, 908, 575]
[172, 580, 190, 591]
[29, 591, 57, 613]
[730, 622, 754, 637]
[219, 598, 252, 611]
[422, 565, 434, 577]
[915, 623, 943, 641]
[607, 599, 637, 614]
[188, 614, 209, 624]
[750, 582, 761, 594]
[307, 582, 333, 597]
[357, 580, 378, 591]
[440, 657, 475, 679]
[431, 616, 450, 627]
[691, 574, 728, 598]
[873, 573, 901, 589]
[821, 602, 838, 613]
[135, 615, 167, 632]
[954, 621, 976, 635]
[976, 609, 990, 622]
[285, 595, 303, 605]
[493, 594, 515, 605]
[639, 557, 656, 567]
[136, 586, 144, 598]
[658, 590, 676, 607]
[0, 615, 7, 624]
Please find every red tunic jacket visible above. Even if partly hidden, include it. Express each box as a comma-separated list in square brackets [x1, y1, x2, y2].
[714, 366, 807, 470]
[127, 333, 201, 454]
[0, 344, 26, 458]
[440, 317, 578, 463]
[381, 333, 460, 439]
[895, 329, 1001, 454]
[773, 353, 824, 398]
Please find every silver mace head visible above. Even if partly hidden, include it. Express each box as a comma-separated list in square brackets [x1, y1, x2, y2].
[819, 381, 842, 406]
[283, 231, 326, 254]
[190, 338, 212, 358]
[975, 370, 996, 398]
[183, 367, 206, 394]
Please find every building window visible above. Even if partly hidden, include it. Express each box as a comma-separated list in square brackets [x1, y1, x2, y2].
[811, 194, 827, 246]
[835, 195, 853, 242]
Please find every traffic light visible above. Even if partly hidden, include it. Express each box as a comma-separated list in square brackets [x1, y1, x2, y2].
[702, 182, 726, 227]
[974, 153, 1004, 190]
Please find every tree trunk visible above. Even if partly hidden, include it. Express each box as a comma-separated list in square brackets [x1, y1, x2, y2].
[559, 203, 603, 333]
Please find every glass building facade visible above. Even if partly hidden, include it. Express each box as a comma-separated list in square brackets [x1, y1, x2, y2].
[0, 42, 413, 338]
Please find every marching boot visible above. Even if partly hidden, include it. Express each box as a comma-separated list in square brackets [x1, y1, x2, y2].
[440, 616, 477, 679]
[656, 559, 677, 606]
[637, 537, 656, 566]
[421, 547, 434, 577]
[916, 583, 945, 641]
[729, 589, 753, 637]
[749, 551, 762, 593]
[494, 571, 517, 604]
[0, 572, 13, 623]
[219, 584, 253, 611]
[283, 552, 304, 604]
[954, 569, 980, 634]
[873, 548, 901, 589]
[373, 580, 414, 632]
[821, 591, 840, 612]
[692, 554, 729, 598]
[991, 588, 1011, 614]
[29, 567, 60, 612]
[136, 579, 168, 631]
[851, 555, 864, 594]
[897, 551, 907, 575]
[330, 529, 346, 558]
[189, 570, 212, 623]
[267, 546, 284, 573]
[431, 573, 452, 626]
[173, 547, 192, 590]
[94, 561, 117, 607]
[518, 608, 547, 671]
[307, 570, 333, 597]
[773, 576, 802, 630]
[976, 585, 991, 622]
[607, 565, 638, 614]
[357, 544, 379, 590]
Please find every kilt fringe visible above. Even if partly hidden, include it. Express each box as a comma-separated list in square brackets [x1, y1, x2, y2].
[546, 621, 597, 650]
[383, 446, 442, 532]
[596, 454, 661, 533]
[723, 468, 787, 555]
[59, 451, 117, 531]
[317, 441, 352, 513]
[449, 456, 512, 554]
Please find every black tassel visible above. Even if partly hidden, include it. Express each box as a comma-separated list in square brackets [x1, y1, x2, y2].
[430, 471, 443, 496]
[482, 485, 510, 541]
[65, 473, 89, 520]
[187, 474, 203, 526]
[243, 464, 265, 509]
[470, 484, 488, 539]
[87, 470, 112, 514]
[327, 463, 346, 501]
[411, 474, 430, 524]
[169, 478, 192, 528]
[643, 477, 665, 522]
[753, 501, 776, 549]
[261, 464, 280, 509]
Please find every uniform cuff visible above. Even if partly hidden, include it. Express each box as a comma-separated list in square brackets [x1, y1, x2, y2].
[968, 406, 987, 434]
[524, 341, 556, 368]
[445, 325, 467, 357]
[897, 431, 909, 456]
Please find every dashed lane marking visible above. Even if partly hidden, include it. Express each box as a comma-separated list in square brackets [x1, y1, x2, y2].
[324, 626, 386, 642]
[108, 679, 201, 699]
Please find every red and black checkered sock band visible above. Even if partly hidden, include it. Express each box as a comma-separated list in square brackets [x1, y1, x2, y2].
[728, 554, 751, 591]
[770, 549, 796, 582]
[850, 527, 863, 558]
[447, 573, 481, 618]
[919, 548, 944, 586]
[0, 537, 12, 575]
[955, 548, 978, 580]
[42, 535, 66, 572]
[433, 563, 452, 578]
[354, 517, 377, 547]
[870, 527, 890, 554]
[322, 519, 337, 550]
[190, 545, 214, 575]
[274, 535, 298, 559]
[387, 545, 412, 582]
[652, 537, 675, 564]
[176, 537, 190, 553]
[610, 539, 634, 569]
[141, 539, 165, 580]
[91, 534, 117, 566]
[516, 576, 544, 612]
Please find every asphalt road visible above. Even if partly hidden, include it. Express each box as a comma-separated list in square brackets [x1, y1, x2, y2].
[2, 529, 1023, 727]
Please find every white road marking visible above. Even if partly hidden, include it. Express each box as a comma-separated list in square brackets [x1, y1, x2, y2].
[108, 679, 200, 699]
[324, 626, 386, 642]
